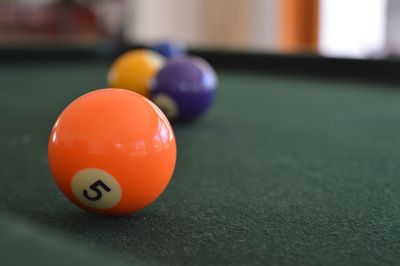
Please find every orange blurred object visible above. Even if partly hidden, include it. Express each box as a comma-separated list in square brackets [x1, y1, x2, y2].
[48, 89, 176, 216]
[108, 49, 165, 98]
[279, 0, 319, 53]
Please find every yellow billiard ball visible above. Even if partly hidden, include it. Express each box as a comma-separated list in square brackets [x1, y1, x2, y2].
[107, 49, 165, 97]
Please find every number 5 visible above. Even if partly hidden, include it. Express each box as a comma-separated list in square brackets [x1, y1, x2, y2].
[83, 180, 111, 201]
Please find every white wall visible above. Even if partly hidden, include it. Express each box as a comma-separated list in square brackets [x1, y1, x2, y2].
[385, 0, 400, 52]
[319, 0, 387, 58]
[124, 0, 279, 50]
[250, 0, 279, 50]
[124, 0, 201, 46]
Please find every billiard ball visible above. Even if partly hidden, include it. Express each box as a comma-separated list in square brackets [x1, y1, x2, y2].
[152, 41, 186, 59]
[48, 89, 176, 216]
[150, 56, 218, 122]
[107, 49, 165, 97]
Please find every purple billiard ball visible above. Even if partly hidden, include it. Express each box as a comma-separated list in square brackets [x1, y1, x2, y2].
[150, 56, 218, 122]
[152, 41, 186, 59]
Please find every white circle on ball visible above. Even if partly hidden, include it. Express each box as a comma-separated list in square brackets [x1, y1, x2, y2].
[152, 93, 179, 120]
[71, 168, 122, 209]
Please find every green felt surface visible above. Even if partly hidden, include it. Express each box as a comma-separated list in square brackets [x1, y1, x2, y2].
[1, 62, 400, 265]
[0, 214, 131, 266]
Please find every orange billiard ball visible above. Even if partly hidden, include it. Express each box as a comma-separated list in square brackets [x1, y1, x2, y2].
[107, 49, 165, 97]
[48, 89, 176, 216]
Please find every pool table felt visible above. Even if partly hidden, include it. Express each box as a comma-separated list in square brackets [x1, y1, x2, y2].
[1, 62, 400, 265]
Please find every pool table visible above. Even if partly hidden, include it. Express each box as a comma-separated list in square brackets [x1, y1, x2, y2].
[1, 46, 400, 266]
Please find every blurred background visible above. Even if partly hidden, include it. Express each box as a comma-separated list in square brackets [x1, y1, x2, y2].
[0, 0, 399, 59]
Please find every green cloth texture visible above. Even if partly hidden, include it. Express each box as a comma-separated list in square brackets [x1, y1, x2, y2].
[0, 214, 132, 266]
[1, 62, 400, 265]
